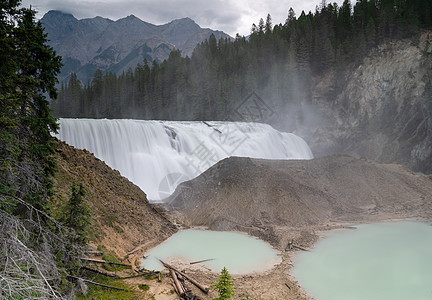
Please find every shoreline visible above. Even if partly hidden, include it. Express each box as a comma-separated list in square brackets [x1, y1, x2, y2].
[132, 215, 432, 299]
[141, 227, 282, 275]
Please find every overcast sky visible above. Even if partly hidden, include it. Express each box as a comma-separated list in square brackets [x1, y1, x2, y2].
[21, 0, 345, 37]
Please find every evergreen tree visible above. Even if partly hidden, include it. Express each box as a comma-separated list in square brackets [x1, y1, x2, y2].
[213, 267, 235, 300]
[63, 182, 91, 244]
[265, 13, 273, 34]
[1, 2, 61, 207]
[258, 17, 265, 34]
[286, 8, 296, 25]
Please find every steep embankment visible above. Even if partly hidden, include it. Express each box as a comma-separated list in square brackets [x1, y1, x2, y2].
[306, 31, 432, 174]
[53, 140, 177, 257]
[166, 155, 432, 244]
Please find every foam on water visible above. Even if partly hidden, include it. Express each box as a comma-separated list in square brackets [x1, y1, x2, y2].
[56, 118, 313, 200]
[141, 229, 281, 274]
[292, 221, 432, 300]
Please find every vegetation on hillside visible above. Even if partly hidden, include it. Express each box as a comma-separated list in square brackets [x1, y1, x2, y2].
[52, 0, 432, 123]
[0, 1, 89, 298]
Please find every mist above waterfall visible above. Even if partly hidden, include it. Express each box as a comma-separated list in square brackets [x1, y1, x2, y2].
[56, 119, 313, 201]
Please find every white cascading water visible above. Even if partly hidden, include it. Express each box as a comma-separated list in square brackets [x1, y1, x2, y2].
[56, 119, 313, 201]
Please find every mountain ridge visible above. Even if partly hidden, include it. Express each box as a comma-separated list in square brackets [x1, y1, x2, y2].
[41, 10, 232, 83]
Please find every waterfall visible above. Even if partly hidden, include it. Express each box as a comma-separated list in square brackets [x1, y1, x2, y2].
[56, 119, 313, 201]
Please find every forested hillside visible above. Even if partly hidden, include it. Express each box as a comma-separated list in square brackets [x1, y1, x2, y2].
[52, 0, 432, 121]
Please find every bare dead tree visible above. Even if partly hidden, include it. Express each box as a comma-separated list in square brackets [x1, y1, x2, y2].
[0, 192, 83, 299]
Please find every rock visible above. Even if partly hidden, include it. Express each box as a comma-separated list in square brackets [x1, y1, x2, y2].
[305, 31, 432, 174]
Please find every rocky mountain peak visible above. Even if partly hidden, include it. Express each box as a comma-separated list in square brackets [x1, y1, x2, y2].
[41, 11, 231, 83]
[42, 10, 76, 21]
[41, 10, 78, 42]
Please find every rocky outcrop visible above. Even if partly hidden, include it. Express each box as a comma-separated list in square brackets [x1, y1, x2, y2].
[165, 155, 432, 243]
[304, 31, 432, 174]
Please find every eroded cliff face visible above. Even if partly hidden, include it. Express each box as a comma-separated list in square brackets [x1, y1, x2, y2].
[53, 140, 177, 257]
[306, 31, 432, 173]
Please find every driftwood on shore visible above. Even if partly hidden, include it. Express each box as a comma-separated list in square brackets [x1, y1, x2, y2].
[159, 259, 209, 294]
[292, 244, 309, 251]
[171, 271, 203, 300]
[171, 268, 185, 296]
[285, 239, 309, 252]
[190, 258, 215, 265]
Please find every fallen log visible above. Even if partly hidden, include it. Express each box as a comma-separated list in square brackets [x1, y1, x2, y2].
[119, 271, 159, 279]
[170, 268, 185, 297]
[81, 266, 119, 278]
[81, 257, 131, 267]
[292, 244, 309, 252]
[127, 242, 150, 256]
[190, 258, 214, 265]
[172, 283, 180, 296]
[67, 275, 129, 291]
[159, 259, 209, 294]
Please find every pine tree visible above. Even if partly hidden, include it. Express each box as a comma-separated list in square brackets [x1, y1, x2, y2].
[286, 8, 296, 25]
[63, 182, 91, 244]
[1, 3, 61, 206]
[213, 267, 235, 300]
[258, 18, 265, 34]
[265, 13, 273, 34]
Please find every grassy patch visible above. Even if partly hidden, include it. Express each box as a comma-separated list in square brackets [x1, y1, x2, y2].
[75, 276, 137, 300]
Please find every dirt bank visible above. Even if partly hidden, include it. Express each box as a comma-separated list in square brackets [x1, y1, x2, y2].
[54, 140, 177, 258]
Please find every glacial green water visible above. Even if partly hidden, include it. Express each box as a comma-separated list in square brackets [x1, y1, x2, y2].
[141, 229, 281, 274]
[292, 221, 432, 300]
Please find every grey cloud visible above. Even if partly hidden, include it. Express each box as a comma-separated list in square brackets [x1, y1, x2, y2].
[22, 0, 345, 36]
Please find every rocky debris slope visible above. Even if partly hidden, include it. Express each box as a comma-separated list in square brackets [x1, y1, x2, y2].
[165, 155, 432, 243]
[54, 140, 176, 256]
[305, 31, 432, 174]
